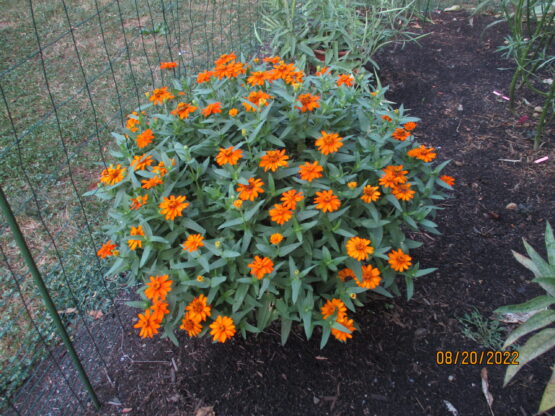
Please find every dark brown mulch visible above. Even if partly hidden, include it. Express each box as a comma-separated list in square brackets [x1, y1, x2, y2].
[13, 9, 555, 416]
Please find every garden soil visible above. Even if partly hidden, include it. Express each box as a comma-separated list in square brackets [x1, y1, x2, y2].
[17, 10, 555, 416]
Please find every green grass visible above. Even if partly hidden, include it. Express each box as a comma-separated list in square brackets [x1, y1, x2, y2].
[0, 0, 259, 407]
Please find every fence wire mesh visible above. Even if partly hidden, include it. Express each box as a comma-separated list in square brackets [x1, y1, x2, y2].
[0, 0, 260, 413]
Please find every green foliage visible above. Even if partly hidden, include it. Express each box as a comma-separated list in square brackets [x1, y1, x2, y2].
[496, 221, 555, 414]
[89, 54, 452, 347]
[256, 0, 420, 71]
[458, 307, 506, 350]
[476, 0, 555, 148]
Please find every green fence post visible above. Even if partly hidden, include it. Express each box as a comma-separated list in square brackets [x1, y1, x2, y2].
[0, 185, 101, 410]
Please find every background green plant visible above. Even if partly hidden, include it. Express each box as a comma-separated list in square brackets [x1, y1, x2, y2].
[256, 0, 420, 71]
[496, 221, 555, 414]
[476, 0, 554, 148]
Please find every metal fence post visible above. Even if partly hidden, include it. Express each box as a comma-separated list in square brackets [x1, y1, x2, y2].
[0, 185, 101, 410]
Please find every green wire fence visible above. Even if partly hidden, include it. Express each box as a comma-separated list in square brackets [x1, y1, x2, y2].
[0, 0, 261, 413]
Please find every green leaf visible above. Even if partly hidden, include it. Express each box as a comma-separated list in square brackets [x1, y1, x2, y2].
[210, 276, 226, 287]
[320, 325, 331, 349]
[292, 279, 301, 303]
[503, 310, 555, 348]
[198, 255, 210, 273]
[512, 250, 541, 277]
[385, 194, 402, 211]
[280, 242, 302, 256]
[218, 216, 244, 230]
[232, 284, 250, 313]
[504, 328, 555, 386]
[280, 318, 292, 346]
[126, 300, 149, 309]
[183, 218, 206, 234]
[495, 295, 555, 314]
[533, 278, 555, 297]
[415, 268, 437, 277]
[405, 276, 414, 300]
[140, 245, 152, 267]
[244, 200, 265, 221]
[539, 365, 555, 414]
[523, 240, 552, 277]
[546, 222, 555, 266]
[372, 286, 394, 298]
[345, 258, 362, 282]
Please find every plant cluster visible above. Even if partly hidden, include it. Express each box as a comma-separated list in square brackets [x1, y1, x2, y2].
[496, 221, 555, 414]
[90, 54, 454, 346]
[256, 0, 419, 71]
[477, 0, 554, 147]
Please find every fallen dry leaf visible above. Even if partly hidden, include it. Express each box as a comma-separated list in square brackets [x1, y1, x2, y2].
[88, 310, 104, 319]
[481, 368, 495, 416]
[195, 406, 215, 416]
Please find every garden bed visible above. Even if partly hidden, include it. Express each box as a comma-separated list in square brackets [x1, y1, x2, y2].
[16, 9, 555, 416]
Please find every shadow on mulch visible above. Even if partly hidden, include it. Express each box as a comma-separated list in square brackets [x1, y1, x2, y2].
[12, 9, 554, 416]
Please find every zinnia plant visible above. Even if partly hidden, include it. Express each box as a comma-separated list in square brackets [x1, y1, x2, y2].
[89, 53, 453, 347]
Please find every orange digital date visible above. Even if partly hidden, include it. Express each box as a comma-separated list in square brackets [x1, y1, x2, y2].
[436, 350, 519, 365]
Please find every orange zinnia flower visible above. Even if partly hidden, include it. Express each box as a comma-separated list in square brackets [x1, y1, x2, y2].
[182, 234, 204, 252]
[229, 108, 238, 117]
[243, 90, 272, 112]
[388, 249, 412, 272]
[280, 189, 304, 210]
[248, 256, 274, 279]
[131, 154, 154, 171]
[269, 204, 293, 225]
[171, 102, 197, 119]
[144, 274, 172, 302]
[356, 264, 381, 289]
[216, 146, 243, 166]
[202, 102, 222, 117]
[337, 74, 354, 87]
[150, 299, 170, 322]
[160, 61, 177, 69]
[152, 161, 168, 177]
[315, 131, 343, 155]
[346, 236, 374, 261]
[379, 165, 408, 188]
[404, 122, 417, 131]
[215, 53, 237, 66]
[126, 112, 140, 132]
[100, 164, 126, 186]
[149, 87, 174, 105]
[233, 199, 243, 209]
[136, 129, 154, 148]
[270, 233, 283, 245]
[97, 240, 117, 259]
[141, 175, 163, 189]
[407, 145, 436, 162]
[381, 115, 393, 122]
[210, 315, 236, 343]
[186, 294, 211, 322]
[236, 178, 265, 201]
[180, 312, 202, 337]
[321, 298, 347, 320]
[440, 175, 455, 187]
[263, 56, 281, 64]
[159, 195, 189, 220]
[295, 93, 320, 112]
[315, 66, 330, 76]
[299, 161, 323, 182]
[133, 309, 160, 338]
[391, 183, 415, 201]
[247, 71, 267, 86]
[130, 194, 149, 210]
[337, 268, 356, 281]
[128, 225, 144, 251]
[361, 185, 381, 203]
[347, 181, 358, 189]
[259, 149, 289, 172]
[331, 316, 356, 342]
[197, 70, 213, 83]
[392, 128, 410, 141]
[314, 190, 341, 213]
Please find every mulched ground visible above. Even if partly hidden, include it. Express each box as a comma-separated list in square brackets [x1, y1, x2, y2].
[12, 9, 555, 416]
